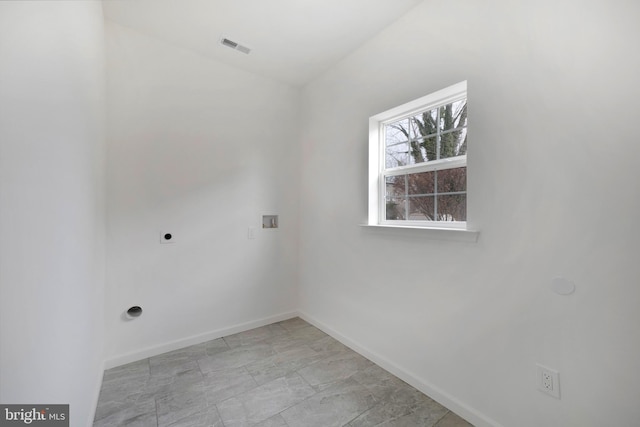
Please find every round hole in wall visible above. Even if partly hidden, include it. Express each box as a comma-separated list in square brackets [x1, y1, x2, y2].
[126, 306, 143, 318]
[164, 233, 172, 240]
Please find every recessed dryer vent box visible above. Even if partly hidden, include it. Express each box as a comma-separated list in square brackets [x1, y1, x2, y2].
[262, 215, 278, 229]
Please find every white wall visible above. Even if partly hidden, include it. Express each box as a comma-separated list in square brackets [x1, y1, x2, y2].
[0, 2, 106, 426]
[104, 22, 300, 364]
[298, 1, 640, 426]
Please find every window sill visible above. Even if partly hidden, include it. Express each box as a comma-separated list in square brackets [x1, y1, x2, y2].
[360, 224, 479, 242]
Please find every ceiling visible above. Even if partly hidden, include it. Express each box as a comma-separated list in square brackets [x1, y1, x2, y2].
[102, 0, 423, 87]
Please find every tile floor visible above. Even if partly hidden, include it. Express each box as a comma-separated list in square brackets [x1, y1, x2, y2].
[94, 318, 473, 427]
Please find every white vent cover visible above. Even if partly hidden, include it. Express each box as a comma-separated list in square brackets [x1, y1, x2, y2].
[220, 37, 251, 54]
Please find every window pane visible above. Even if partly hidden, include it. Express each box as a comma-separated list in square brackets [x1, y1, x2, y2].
[407, 139, 427, 164]
[440, 99, 467, 131]
[437, 194, 466, 221]
[385, 119, 409, 145]
[415, 136, 437, 162]
[437, 167, 466, 193]
[385, 142, 409, 168]
[409, 109, 438, 139]
[440, 128, 467, 159]
[386, 175, 405, 196]
[408, 196, 435, 221]
[385, 197, 406, 220]
[407, 171, 435, 195]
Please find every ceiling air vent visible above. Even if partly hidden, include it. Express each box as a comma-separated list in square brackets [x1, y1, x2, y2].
[220, 37, 251, 54]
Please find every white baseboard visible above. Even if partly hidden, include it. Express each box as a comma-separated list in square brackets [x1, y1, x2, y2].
[297, 310, 503, 427]
[103, 311, 298, 369]
[88, 358, 105, 427]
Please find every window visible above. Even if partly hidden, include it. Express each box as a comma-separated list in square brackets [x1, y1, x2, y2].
[368, 81, 468, 229]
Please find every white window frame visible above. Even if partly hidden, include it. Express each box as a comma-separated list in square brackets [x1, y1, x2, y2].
[368, 81, 468, 230]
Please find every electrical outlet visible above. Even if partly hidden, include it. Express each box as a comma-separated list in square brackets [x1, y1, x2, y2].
[537, 364, 560, 399]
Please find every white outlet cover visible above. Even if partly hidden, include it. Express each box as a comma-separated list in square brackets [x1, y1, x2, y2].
[551, 276, 575, 295]
[536, 363, 560, 399]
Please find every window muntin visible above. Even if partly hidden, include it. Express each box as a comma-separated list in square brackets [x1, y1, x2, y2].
[369, 81, 468, 229]
[383, 99, 467, 168]
[384, 166, 467, 222]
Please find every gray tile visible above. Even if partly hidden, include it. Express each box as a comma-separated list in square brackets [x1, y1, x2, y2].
[150, 360, 202, 382]
[374, 398, 450, 427]
[349, 365, 442, 426]
[261, 331, 320, 354]
[297, 350, 374, 389]
[202, 367, 258, 404]
[156, 382, 208, 427]
[94, 392, 148, 422]
[204, 338, 230, 357]
[245, 345, 324, 385]
[350, 365, 401, 390]
[216, 373, 315, 427]
[434, 411, 474, 427]
[349, 366, 450, 427]
[94, 399, 130, 424]
[351, 365, 423, 403]
[147, 368, 204, 398]
[347, 392, 410, 423]
[94, 321, 467, 427]
[119, 411, 159, 427]
[347, 390, 434, 427]
[152, 343, 208, 364]
[260, 325, 329, 354]
[93, 397, 156, 427]
[308, 335, 351, 356]
[150, 344, 208, 378]
[95, 389, 149, 419]
[212, 398, 247, 427]
[103, 359, 150, 383]
[197, 342, 276, 373]
[95, 361, 154, 422]
[223, 324, 288, 348]
[281, 377, 376, 427]
[348, 403, 413, 427]
[285, 325, 328, 343]
[166, 406, 224, 427]
[253, 414, 289, 427]
[276, 317, 311, 332]
[100, 359, 151, 402]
